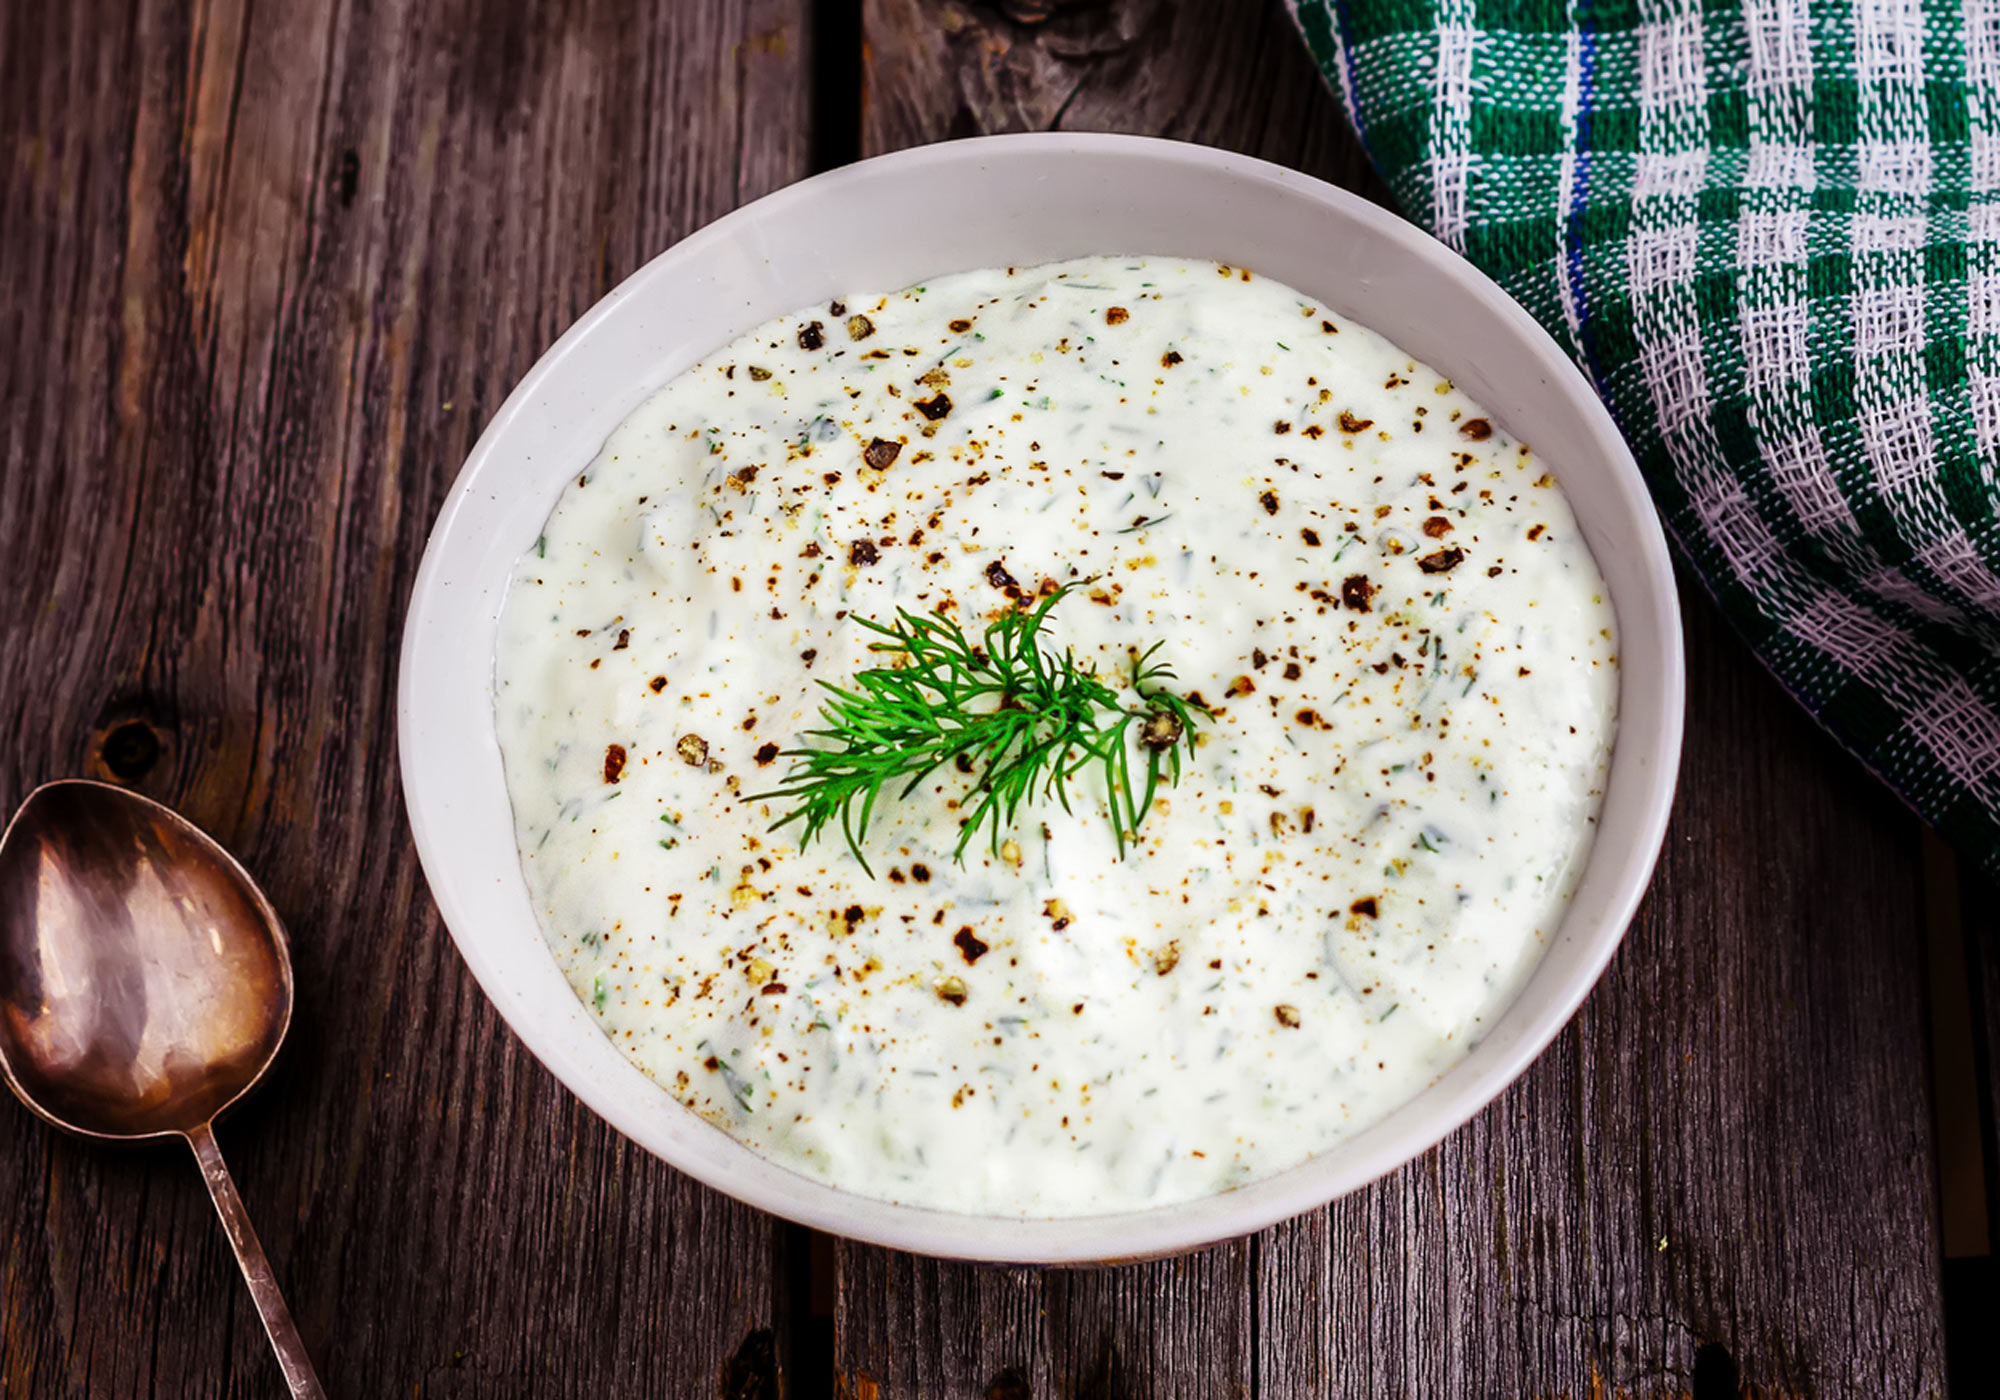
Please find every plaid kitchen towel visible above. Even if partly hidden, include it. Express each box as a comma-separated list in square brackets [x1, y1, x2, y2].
[1289, 0, 2000, 877]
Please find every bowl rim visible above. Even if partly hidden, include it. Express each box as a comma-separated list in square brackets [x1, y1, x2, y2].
[398, 130, 1684, 1262]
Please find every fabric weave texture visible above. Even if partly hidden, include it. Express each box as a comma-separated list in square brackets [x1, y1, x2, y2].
[1289, 0, 2000, 875]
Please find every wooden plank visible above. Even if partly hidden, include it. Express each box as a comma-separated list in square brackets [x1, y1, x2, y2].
[1940, 852, 1997, 1396]
[841, 4, 1370, 1397]
[1926, 835, 1992, 1264]
[0, 0, 810, 1395]
[838, 2, 1949, 1395]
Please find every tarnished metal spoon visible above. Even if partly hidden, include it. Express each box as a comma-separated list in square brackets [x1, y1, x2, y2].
[0, 779, 325, 1397]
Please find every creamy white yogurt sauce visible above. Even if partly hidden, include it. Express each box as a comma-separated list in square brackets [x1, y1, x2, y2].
[494, 256, 1617, 1216]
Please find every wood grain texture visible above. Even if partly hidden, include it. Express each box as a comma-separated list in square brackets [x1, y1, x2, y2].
[0, 0, 808, 1395]
[861, 0, 1383, 201]
[838, 2, 1950, 1396]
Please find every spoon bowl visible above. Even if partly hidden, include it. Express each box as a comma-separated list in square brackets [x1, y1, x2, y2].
[0, 779, 324, 1397]
[0, 780, 291, 1139]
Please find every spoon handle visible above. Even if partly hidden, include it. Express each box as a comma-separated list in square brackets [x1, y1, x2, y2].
[185, 1122, 327, 1398]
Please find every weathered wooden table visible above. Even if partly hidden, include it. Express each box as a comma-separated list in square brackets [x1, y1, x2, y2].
[6, 2, 1996, 1395]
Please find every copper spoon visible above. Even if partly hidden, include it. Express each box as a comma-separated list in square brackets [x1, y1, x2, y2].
[0, 779, 325, 1397]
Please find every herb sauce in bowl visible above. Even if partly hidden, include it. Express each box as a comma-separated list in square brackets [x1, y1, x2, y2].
[493, 255, 1617, 1216]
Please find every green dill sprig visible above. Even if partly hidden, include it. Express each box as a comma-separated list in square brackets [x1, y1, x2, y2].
[754, 585, 1204, 874]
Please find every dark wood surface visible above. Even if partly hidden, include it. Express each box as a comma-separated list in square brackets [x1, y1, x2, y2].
[0, 1, 1982, 1396]
[2, 2, 808, 1396]
[1978, 886, 2000, 1255]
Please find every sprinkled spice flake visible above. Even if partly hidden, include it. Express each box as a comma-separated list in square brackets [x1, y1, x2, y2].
[493, 254, 1618, 1218]
[953, 927, 990, 964]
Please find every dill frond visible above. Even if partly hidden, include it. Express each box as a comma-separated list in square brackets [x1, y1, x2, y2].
[753, 585, 1204, 874]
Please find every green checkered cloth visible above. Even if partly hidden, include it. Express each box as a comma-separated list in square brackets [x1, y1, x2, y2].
[1289, 0, 2000, 875]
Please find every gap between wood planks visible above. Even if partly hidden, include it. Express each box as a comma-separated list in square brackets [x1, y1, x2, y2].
[783, 4, 864, 1395]
[1924, 830, 1992, 1266]
[1927, 831, 2000, 1398]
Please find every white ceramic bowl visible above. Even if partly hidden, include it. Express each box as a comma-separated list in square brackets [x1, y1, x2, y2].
[399, 133, 1683, 1263]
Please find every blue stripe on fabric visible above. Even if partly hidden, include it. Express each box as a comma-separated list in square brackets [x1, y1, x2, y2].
[1326, 0, 1381, 169]
[1565, 21, 1604, 391]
